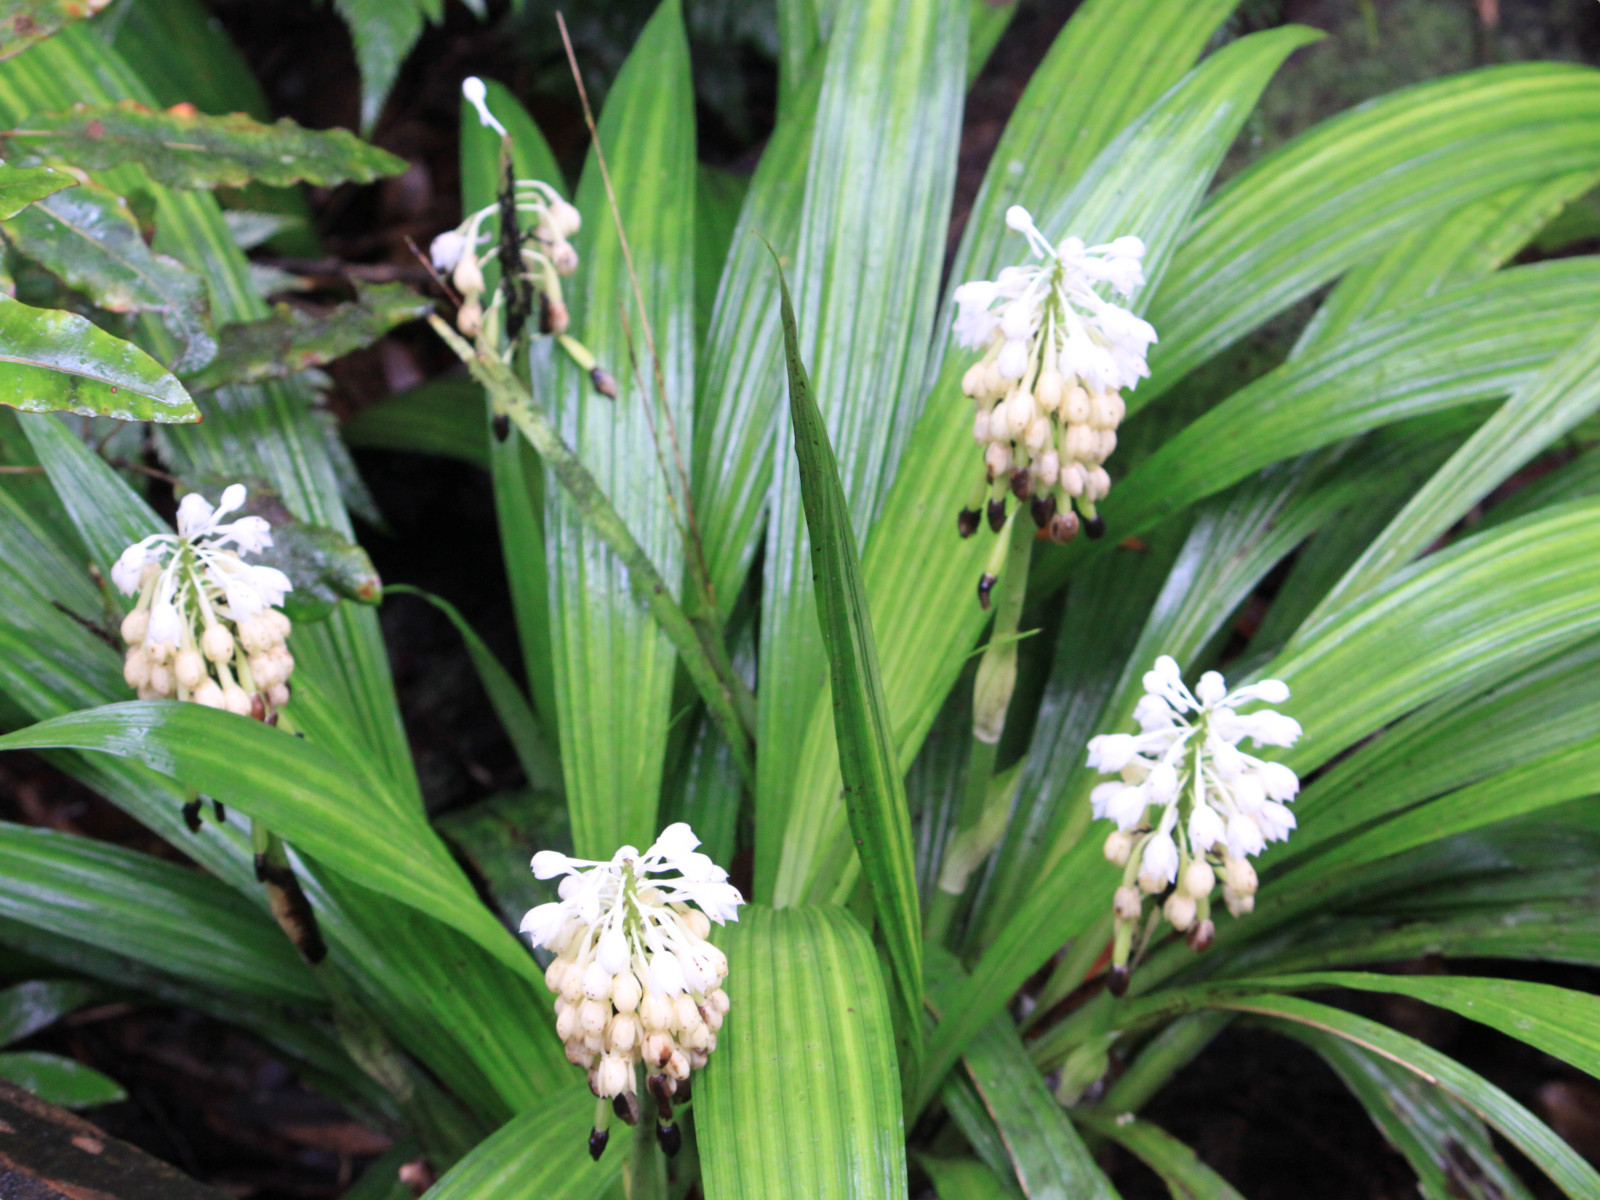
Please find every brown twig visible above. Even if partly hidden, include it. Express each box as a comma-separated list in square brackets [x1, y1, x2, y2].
[402, 235, 461, 307]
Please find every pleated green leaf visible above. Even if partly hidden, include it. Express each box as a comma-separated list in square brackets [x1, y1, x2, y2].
[1144, 63, 1600, 402]
[544, 0, 696, 857]
[1241, 996, 1600, 1199]
[0, 820, 319, 1005]
[0, 703, 537, 983]
[698, 906, 906, 1200]
[0, 295, 197, 420]
[1284, 1025, 1537, 1200]
[420, 1085, 627, 1200]
[920, 1156, 1018, 1200]
[772, 258, 921, 1055]
[762, 0, 966, 903]
[1073, 1112, 1242, 1200]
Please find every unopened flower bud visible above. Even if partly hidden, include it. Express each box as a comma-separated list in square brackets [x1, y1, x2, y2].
[201, 624, 234, 663]
[149, 662, 175, 697]
[1063, 385, 1090, 424]
[672, 993, 702, 1033]
[120, 608, 149, 645]
[1113, 885, 1142, 921]
[560, 966, 585, 1005]
[645, 1031, 674, 1068]
[550, 241, 579, 275]
[667, 1050, 691, 1081]
[640, 992, 673, 1032]
[1163, 892, 1197, 931]
[962, 363, 987, 398]
[611, 971, 642, 1014]
[268, 683, 291, 708]
[1223, 886, 1255, 917]
[1036, 368, 1064, 412]
[707, 988, 730, 1015]
[1103, 830, 1133, 865]
[1222, 856, 1257, 895]
[193, 680, 225, 709]
[583, 961, 613, 1000]
[1186, 919, 1216, 952]
[550, 198, 582, 237]
[123, 648, 151, 689]
[174, 649, 206, 691]
[984, 442, 1012, 476]
[608, 1014, 639, 1054]
[579, 999, 609, 1035]
[1182, 859, 1216, 898]
[597, 1053, 631, 1098]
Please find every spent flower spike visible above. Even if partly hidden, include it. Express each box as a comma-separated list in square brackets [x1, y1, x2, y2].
[952, 205, 1157, 562]
[428, 78, 582, 337]
[1086, 655, 1301, 992]
[522, 823, 742, 1160]
[112, 485, 295, 719]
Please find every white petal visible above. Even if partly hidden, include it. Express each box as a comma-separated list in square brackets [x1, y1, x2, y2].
[598, 927, 631, 975]
[1259, 761, 1300, 803]
[1141, 832, 1179, 883]
[175, 492, 215, 538]
[519, 902, 566, 947]
[1195, 671, 1227, 707]
[532, 850, 573, 879]
[649, 951, 687, 995]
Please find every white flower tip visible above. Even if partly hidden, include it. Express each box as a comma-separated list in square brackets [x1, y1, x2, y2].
[1255, 679, 1290, 704]
[531, 849, 570, 879]
[462, 76, 507, 135]
[1196, 671, 1227, 706]
[1004, 205, 1034, 232]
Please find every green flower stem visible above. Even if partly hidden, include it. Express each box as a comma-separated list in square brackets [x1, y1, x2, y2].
[926, 514, 1035, 947]
[430, 315, 756, 792]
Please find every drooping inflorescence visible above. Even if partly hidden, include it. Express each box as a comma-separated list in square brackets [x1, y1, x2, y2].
[112, 484, 295, 721]
[1086, 656, 1301, 993]
[522, 823, 742, 1160]
[430, 78, 582, 339]
[951, 206, 1156, 568]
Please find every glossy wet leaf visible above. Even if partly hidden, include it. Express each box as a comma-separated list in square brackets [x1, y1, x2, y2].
[0, 979, 92, 1046]
[0, 294, 197, 420]
[0, 159, 72, 215]
[2, 178, 214, 370]
[0, 0, 106, 62]
[184, 283, 431, 389]
[0, 1050, 125, 1108]
[2, 99, 407, 189]
[699, 906, 907, 1200]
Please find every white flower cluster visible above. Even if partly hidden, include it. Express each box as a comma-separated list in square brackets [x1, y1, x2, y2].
[1087, 656, 1300, 988]
[112, 485, 295, 719]
[952, 206, 1157, 546]
[431, 78, 581, 338]
[522, 823, 741, 1157]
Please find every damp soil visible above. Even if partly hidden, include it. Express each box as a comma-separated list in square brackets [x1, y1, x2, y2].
[2, 2, 1598, 1197]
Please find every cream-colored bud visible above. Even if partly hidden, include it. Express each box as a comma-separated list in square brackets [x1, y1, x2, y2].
[193, 680, 225, 709]
[120, 608, 149, 645]
[987, 402, 1013, 443]
[174, 649, 206, 691]
[1163, 892, 1197, 931]
[666, 1050, 691, 1081]
[457, 296, 483, 336]
[1223, 886, 1255, 917]
[1024, 416, 1051, 455]
[1104, 830, 1133, 866]
[607, 1014, 639, 1054]
[639, 992, 673, 1031]
[550, 198, 582, 237]
[707, 946, 729, 980]
[1033, 450, 1057, 487]
[1061, 463, 1087, 497]
[238, 615, 275, 655]
[984, 442, 1013, 476]
[1064, 385, 1091, 424]
[1036, 368, 1064, 413]
[1088, 391, 1122, 431]
[266, 609, 291, 641]
[672, 993, 702, 1033]
[582, 961, 613, 1000]
[1004, 390, 1035, 433]
[701, 1004, 724, 1032]
[1183, 860, 1216, 898]
[272, 646, 295, 681]
[973, 409, 991, 444]
[560, 966, 585, 1005]
[645, 1032, 674, 1068]
[683, 908, 711, 941]
[611, 971, 642, 1014]
[597, 1053, 631, 1098]
[582, 1031, 604, 1054]
[708, 988, 731, 1015]
[149, 662, 175, 697]
[248, 654, 276, 690]
[556, 1004, 579, 1040]
[683, 1023, 711, 1052]
[1094, 429, 1118, 463]
[1113, 885, 1142, 921]
[201, 624, 235, 664]
[578, 998, 609, 1035]
[1137, 869, 1167, 896]
[144, 638, 172, 664]
[1086, 466, 1112, 501]
[268, 683, 291, 708]
[222, 683, 253, 715]
[961, 363, 986, 398]
[452, 253, 485, 298]
[564, 1040, 594, 1068]
[1223, 857, 1258, 895]
[545, 958, 569, 994]
[550, 240, 579, 276]
[687, 1049, 709, 1071]
[1064, 424, 1096, 461]
[123, 648, 151, 689]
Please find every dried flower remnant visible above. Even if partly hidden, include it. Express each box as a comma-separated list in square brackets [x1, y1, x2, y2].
[1087, 656, 1301, 993]
[430, 78, 582, 338]
[112, 484, 295, 721]
[521, 823, 743, 1160]
[952, 206, 1156, 563]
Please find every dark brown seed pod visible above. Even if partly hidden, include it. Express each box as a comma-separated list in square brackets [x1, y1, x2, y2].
[492, 412, 511, 442]
[1107, 965, 1131, 997]
[591, 366, 619, 398]
[249, 692, 266, 722]
[957, 507, 981, 538]
[986, 497, 1007, 532]
[182, 799, 203, 834]
[656, 1121, 682, 1157]
[1010, 468, 1033, 500]
[1085, 514, 1107, 540]
[977, 573, 998, 609]
[538, 292, 554, 335]
[613, 1092, 639, 1126]
[1186, 919, 1216, 953]
[1048, 510, 1080, 544]
[588, 1127, 609, 1161]
[646, 1073, 675, 1112]
[1030, 492, 1056, 529]
[211, 798, 227, 823]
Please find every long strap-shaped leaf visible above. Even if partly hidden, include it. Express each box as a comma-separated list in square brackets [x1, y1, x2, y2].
[1240, 996, 1600, 1200]
[1073, 1112, 1243, 1200]
[771, 256, 922, 1060]
[698, 906, 907, 1200]
[0, 702, 537, 984]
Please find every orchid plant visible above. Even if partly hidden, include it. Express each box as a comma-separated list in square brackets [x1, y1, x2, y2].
[0, 2, 1599, 1200]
